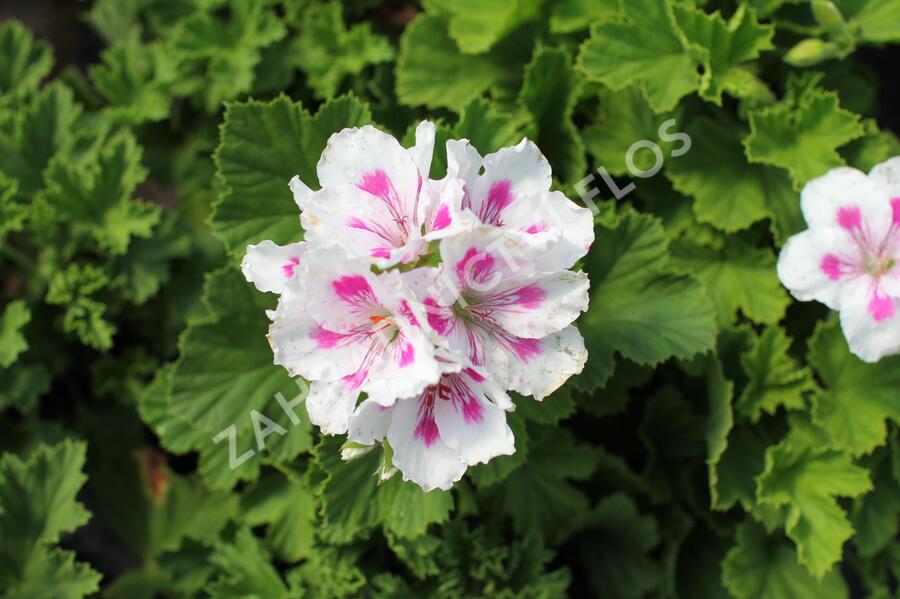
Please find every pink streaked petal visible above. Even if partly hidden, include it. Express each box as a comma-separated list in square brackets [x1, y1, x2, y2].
[508, 336, 541, 361]
[310, 325, 347, 349]
[333, 274, 377, 306]
[513, 284, 545, 309]
[820, 254, 843, 281]
[454, 247, 496, 288]
[837, 205, 862, 230]
[414, 401, 440, 447]
[524, 222, 548, 234]
[891, 197, 900, 226]
[868, 291, 895, 322]
[431, 203, 452, 231]
[371, 247, 392, 259]
[358, 169, 398, 205]
[395, 336, 415, 367]
[399, 300, 419, 327]
[424, 297, 453, 335]
[281, 256, 301, 278]
[478, 179, 514, 225]
[343, 368, 368, 391]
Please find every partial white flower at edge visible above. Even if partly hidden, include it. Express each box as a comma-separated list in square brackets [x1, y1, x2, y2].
[240, 120, 593, 491]
[777, 157, 900, 362]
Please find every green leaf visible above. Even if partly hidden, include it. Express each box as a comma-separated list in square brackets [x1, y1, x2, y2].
[756, 417, 872, 577]
[0, 440, 100, 596]
[550, 0, 620, 33]
[429, 0, 544, 54]
[45, 264, 117, 351]
[314, 437, 453, 543]
[0, 82, 82, 198]
[712, 423, 772, 511]
[0, 174, 26, 242]
[582, 86, 678, 177]
[289, 1, 393, 99]
[706, 356, 734, 511]
[396, 14, 529, 110]
[207, 528, 290, 598]
[518, 47, 585, 185]
[212, 94, 372, 255]
[0, 300, 30, 368]
[568, 493, 660, 599]
[39, 130, 159, 254]
[851, 447, 900, 557]
[744, 82, 864, 188]
[241, 471, 314, 562]
[809, 320, 900, 457]
[490, 425, 598, 540]
[170, 0, 286, 112]
[670, 239, 790, 326]
[580, 211, 717, 391]
[673, 4, 774, 104]
[737, 327, 816, 422]
[666, 116, 799, 237]
[722, 520, 848, 599]
[162, 268, 312, 488]
[837, 0, 900, 42]
[0, 20, 53, 104]
[469, 412, 529, 488]
[90, 40, 175, 124]
[576, 0, 703, 112]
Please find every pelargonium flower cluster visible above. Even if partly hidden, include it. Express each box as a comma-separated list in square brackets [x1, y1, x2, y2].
[242, 122, 593, 491]
[778, 157, 900, 362]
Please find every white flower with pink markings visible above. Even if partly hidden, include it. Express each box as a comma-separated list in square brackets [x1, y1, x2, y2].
[778, 157, 900, 362]
[241, 120, 593, 490]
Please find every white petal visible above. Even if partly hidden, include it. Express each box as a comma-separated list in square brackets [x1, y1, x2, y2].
[300, 183, 428, 268]
[348, 399, 393, 445]
[268, 283, 367, 382]
[868, 156, 900, 198]
[838, 276, 900, 362]
[289, 175, 314, 209]
[432, 371, 515, 466]
[409, 120, 436, 179]
[317, 124, 420, 203]
[361, 321, 443, 407]
[505, 325, 588, 400]
[306, 380, 359, 435]
[801, 167, 892, 238]
[776, 227, 858, 310]
[488, 270, 590, 339]
[499, 190, 595, 270]
[387, 397, 467, 492]
[469, 139, 552, 225]
[446, 139, 483, 194]
[241, 240, 306, 294]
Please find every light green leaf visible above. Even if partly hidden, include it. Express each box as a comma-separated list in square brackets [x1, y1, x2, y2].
[809, 320, 900, 457]
[550, 0, 620, 33]
[0, 20, 53, 104]
[673, 4, 774, 104]
[666, 115, 799, 236]
[0, 300, 30, 368]
[396, 14, 529, 110]
[756, 417, 872, 577]
[40, 130, 159, 254]
[0, 441, 99, 597]
[744, 82, 864, 188]
[45, 264, 117, 351]
[722, 520, 848, 599]
[737, 327, 817, 422]
[670, 239, 790, 326]
[429, 0, 544, 54]
[212, 94, 372, 255]
[576, 0, 703, 112]
[90, 40, 175, 124]
[171, 0, 286, 112]
[580, 211, 717, 391]
[289, 1, 393, 99]
[0, 82, 82, 198]
[519, 47, 585, 185]
[836, 0, 900, 42]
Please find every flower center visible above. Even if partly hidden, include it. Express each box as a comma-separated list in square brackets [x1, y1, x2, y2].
[864, 253, 896, 278]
